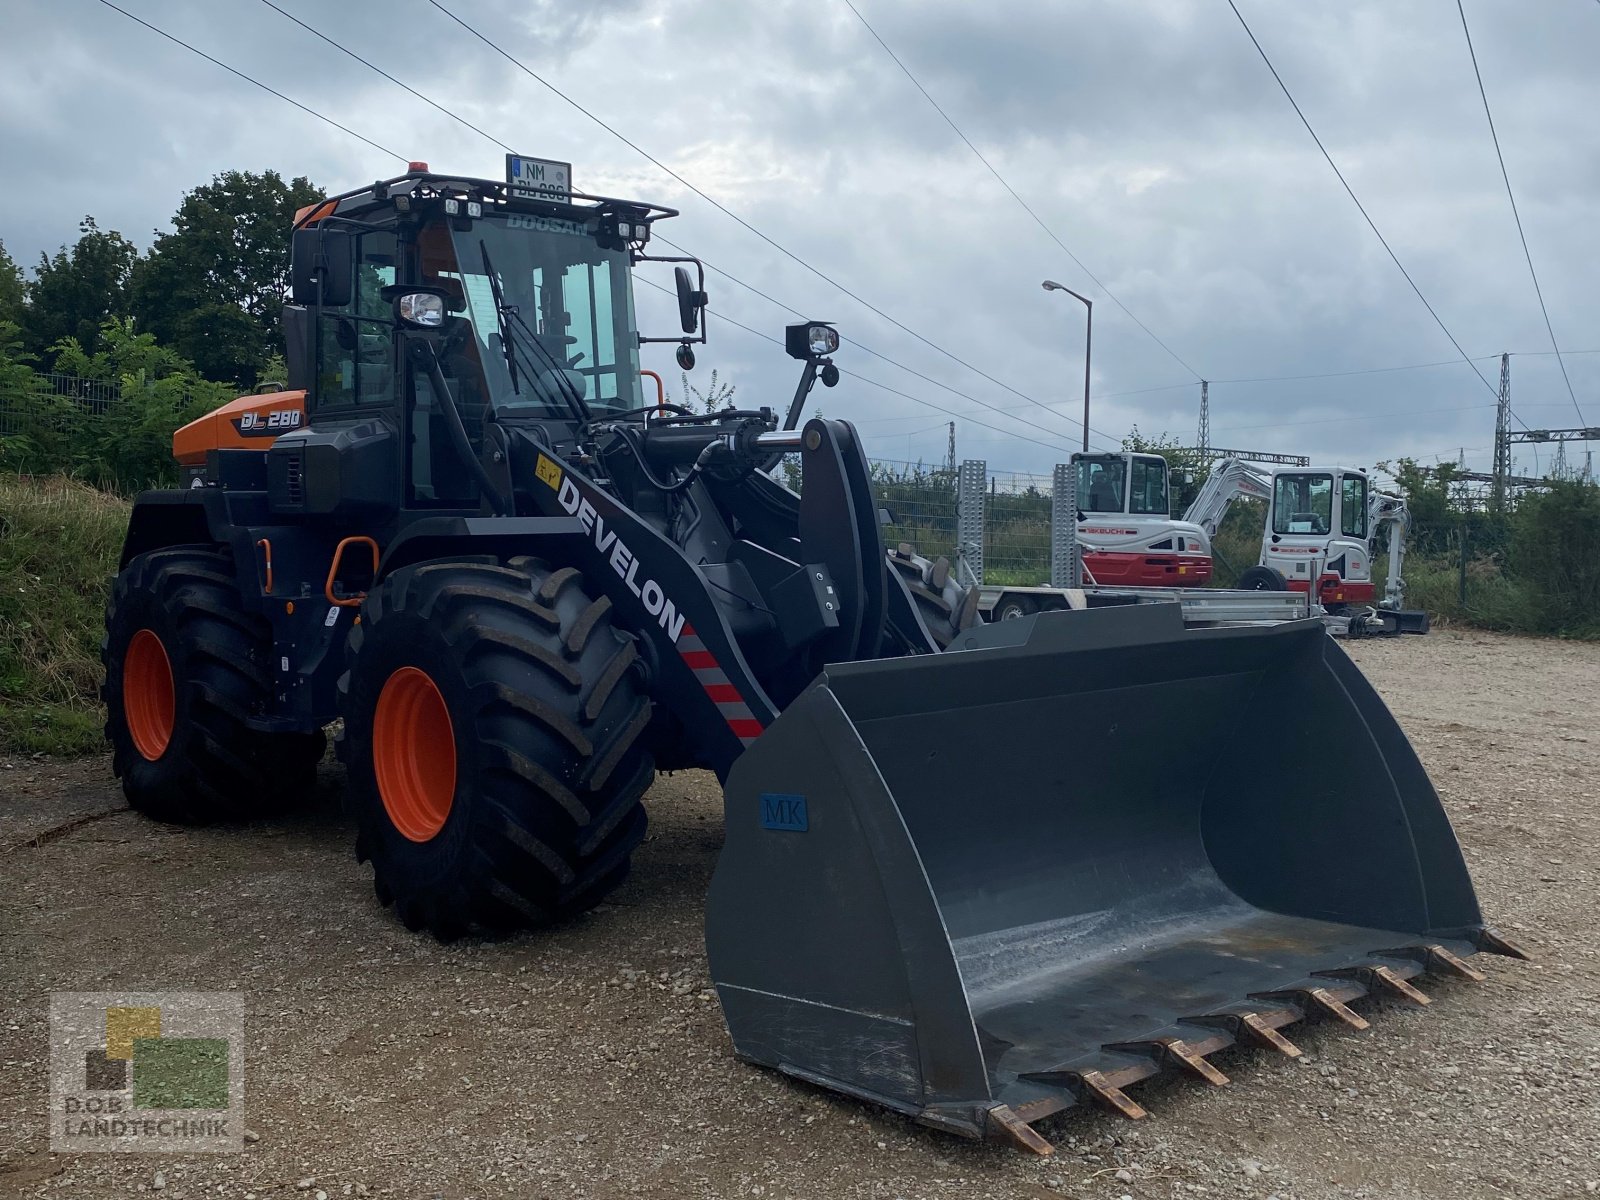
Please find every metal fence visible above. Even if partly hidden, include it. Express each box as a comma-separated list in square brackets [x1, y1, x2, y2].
[0, 372, 123, 437]
[868, 458, 961, 567]
[867, 458, 1062, 586]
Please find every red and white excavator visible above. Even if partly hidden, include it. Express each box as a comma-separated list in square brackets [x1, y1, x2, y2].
[1072, 452, 1213, 585]
[1181, 458, 1425, 631]
[1074, 454, 1425, 632]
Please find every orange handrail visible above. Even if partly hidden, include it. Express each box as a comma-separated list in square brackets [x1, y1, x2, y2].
[641, 369, 667, 416]
[325, 536, 380, 608]
[256, 538, 273, 595]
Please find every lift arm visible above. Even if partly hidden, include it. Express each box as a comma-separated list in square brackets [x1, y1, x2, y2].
[1181, 458, 1272, 535]
[1369, 490, 1410, 610]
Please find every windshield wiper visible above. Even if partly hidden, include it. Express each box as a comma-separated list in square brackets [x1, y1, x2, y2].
[478, 240, 590, 422]
[480, 241, 520, 397]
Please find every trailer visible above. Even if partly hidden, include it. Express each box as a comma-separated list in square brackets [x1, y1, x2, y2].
[955, 459, 1308, 628]
[976, 582, 1310, 627]
[955, 459, 1412, 636]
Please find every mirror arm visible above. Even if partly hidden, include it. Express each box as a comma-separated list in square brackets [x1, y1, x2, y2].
[783, 359, 822, 432]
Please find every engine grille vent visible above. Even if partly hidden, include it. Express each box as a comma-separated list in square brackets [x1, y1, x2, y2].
[282, 453, 304, 506]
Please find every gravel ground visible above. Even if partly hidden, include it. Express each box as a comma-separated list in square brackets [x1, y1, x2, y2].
[2, 628, 1597, 1199]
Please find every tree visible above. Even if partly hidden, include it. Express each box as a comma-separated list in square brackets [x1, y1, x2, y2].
[1509, 480, 1600, 632]
[1121, 425, 1209, 514]
[0, 240, 25, 329]
[680, 368, 736, 413]
[26, 217, 138, 363]
[132, 170, 321, 387]
[49, 319, 233, 491]
[0, 320, 68, 475]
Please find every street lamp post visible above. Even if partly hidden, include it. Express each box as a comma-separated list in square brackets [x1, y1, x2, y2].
[1041, 280, 1092, 453]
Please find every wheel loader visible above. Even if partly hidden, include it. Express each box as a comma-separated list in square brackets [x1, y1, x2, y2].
[103, 160, 1524, 1152]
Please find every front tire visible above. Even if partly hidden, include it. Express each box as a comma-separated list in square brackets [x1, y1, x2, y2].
[338, 558, 656, 939]
[102, 546, 325, 822]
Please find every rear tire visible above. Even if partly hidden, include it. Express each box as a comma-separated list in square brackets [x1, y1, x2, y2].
[889, 544, 979, 647]
[1238, 565, 1288, 591]
[102, 546, 325, 823]
[338, 557, 656, 939]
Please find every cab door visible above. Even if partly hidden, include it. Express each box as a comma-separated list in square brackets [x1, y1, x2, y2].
[1326, 471, 1371, 585]
[1262, 471, 1333, 586]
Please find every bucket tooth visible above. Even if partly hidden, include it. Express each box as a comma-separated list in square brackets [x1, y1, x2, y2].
[1185, 1010, 1304, 1058]
[986, 1104, 1055, 1155]
[1317, 964, 1431, 1005]
[1069, 1070, 1150, 1120]
[1255, 986, 1370, 1030]
[1105, 1036, 1231, 1087]
[1475, 927, 1533, 961]
[1377, 943, 1487, 982]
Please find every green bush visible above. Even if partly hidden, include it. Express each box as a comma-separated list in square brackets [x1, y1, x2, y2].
[0, 319, 233, 494]
[0, 474, 128, 753]
[1508, 482, 1600, 636]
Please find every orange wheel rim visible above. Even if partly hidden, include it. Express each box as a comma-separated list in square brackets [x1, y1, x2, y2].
[123, 629, 175, 761]
[373, 666, 456, 842]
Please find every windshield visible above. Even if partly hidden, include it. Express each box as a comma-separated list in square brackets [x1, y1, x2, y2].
[1273, 473, 1333, 535]
[1076, 457, 1127, 513]
[420, 214, 642, 417]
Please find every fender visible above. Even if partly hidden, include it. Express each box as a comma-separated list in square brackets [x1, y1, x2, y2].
[376, 515, 586, 579]
[119, 490, 227, 569]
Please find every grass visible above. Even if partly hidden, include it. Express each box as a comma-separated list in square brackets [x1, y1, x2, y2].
[1399, 550, 1600, 640]
[0, 474, 128, 754]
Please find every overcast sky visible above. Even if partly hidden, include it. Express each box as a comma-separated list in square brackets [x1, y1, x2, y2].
[3, 0, 1596, 481]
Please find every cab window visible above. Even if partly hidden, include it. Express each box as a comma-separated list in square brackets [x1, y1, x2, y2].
[1129, 457, 1170, 516]
[1076, 458, 1127, 513]
[1273, 473, 1333, 535]
[313, 230, 397, 411]
[1341, 474, 1368, 538]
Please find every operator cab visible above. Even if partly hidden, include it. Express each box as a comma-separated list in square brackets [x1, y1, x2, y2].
[1070, 452, 1213, 585]
[272, 156, 705, 521]
[1074, 452, 1170, 517]
[1261, 467, 1372, 601]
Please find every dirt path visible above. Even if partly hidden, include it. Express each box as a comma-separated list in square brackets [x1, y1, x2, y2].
[2, 629, 1597, 1199]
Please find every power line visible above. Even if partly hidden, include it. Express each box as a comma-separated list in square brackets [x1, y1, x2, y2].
[840, 0, 1203, 382]
[637, 277, 1088, 452]
[245, 0, 1115, 452]
[1455, 0, 1585, 426]
[1226, 0, 1498, 400]
[423, 0, 1092, 443]
[255, 0, 515, 156]
[91, 0, 407, 163]
[655, 233, 1126, 447]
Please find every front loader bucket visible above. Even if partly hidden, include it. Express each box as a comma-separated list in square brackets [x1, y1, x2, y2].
[704, 604, 1520, 1150]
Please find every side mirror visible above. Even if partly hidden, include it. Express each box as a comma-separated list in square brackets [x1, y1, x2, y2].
[291, 227, 353, 307]
[674, 266, 705, 334]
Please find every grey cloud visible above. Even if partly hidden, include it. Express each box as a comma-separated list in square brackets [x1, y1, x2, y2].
[0, 0, 1593, 478]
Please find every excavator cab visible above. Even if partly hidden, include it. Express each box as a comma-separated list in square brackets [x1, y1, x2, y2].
[1261, 468, 1375, 603]
[1070, 452, 1212, 585]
